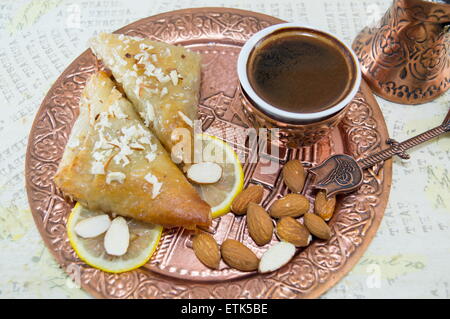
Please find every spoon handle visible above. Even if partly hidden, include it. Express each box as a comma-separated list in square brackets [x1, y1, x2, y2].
[358, 108, 450, 169]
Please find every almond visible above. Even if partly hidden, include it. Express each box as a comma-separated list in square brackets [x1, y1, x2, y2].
[258, 242, 296, 273]
[246, 203, 274, 246]
[75, 214, 111, 238]
[282, 160, 305, 193]
[221, 239, 259, 271]
[269, 193, 310, 218]
[276, 216, 311, 247]
[231, 184, 264, 215]
[104, 217, 130, 256]
[187, 162, 223, 184]
[304, 213, 331, 240]
[314, 190, 336, 221]
[192, 232, 221, 269]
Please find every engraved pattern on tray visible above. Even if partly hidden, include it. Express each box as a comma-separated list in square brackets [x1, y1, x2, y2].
[25, 8, 391, 299]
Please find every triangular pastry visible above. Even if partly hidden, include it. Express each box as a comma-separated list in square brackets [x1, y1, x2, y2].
[54, 72, 211, 229]
[90, 33, 200, 159]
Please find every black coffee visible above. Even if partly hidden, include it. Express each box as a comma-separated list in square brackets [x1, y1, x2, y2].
[247, 29, 353, 113]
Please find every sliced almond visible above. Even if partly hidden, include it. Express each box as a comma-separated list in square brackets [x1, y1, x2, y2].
[104, 217, 130, 256]
[221, 239, 259, 272]
[258, 241, 296, 273]
[187, 162, 222, 184]
[282, 160, 305, 193]
[74, 214, 111, 238]
[231, 184, 264, 215]
[192, 232, 221, 269]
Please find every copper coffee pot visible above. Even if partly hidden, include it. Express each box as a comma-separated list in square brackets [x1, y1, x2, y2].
[352, 0, 450, 104]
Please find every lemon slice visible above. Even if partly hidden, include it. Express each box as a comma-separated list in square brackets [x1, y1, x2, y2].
[67, 203, 162, 273]
[192, 134, 244, 218]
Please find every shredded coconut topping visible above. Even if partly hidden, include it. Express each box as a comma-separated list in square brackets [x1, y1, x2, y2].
[145, 152, 156, 163]
[91, 161, 105, 175]
[143, 101, 155, 126]
[133, 46, 175, 85]
[144, 173, 163, 199]
[90, 100, 157, 176]
[67, 137, 80, 148]
[160, 87, 168, 98]
[169, 70, 179, 86]
[164, 47, 171, 56]
[113, 50, 127, 66]
[109, 102, 128, 119]
[178, 111, 193, 127]
[139, 43, 154, 51]
[106, 171, 126, 184]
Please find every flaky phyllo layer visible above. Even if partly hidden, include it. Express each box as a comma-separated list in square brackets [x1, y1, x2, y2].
[90, 33, 200, 158]
[54, 72, 211, 229]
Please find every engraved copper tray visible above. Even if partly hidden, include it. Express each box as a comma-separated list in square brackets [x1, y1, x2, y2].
[25, 8, 392, 299]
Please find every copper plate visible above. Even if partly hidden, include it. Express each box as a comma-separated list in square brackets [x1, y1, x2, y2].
[25, 7, 392, 299]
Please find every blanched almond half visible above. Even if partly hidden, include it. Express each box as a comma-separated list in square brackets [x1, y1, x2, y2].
[187, 162, 223, 184]
[258, 241, 296, 273]
[74, 214, 111, 238]
[104, 217, 130, 256]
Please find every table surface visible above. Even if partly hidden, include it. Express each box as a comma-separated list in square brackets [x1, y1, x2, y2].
[0, 0, 448, 299]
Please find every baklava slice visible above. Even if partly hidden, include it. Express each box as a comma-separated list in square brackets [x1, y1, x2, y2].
[90, 33, 200, 161]
[54, 72, 211, 230]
